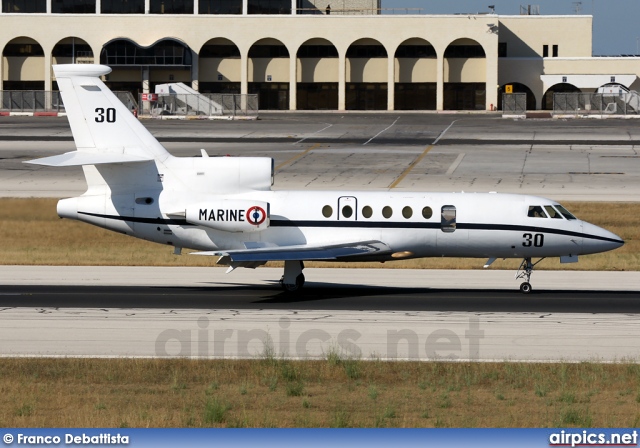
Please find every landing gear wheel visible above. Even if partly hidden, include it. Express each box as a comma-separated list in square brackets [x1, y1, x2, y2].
[280, 261, 305, 293]
[281, 273, 305, 292]
[515, 257, 544, 294]
[519, 282, 532, 294]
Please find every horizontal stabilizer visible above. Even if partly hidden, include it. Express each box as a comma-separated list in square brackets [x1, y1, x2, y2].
[192, 240, 391, 263]
[26, 151, 154, 167]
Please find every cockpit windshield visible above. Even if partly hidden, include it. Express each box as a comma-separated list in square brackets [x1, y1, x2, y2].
[527, 204, 577, 220]
[527, 205, 547, 218]
[554, 204, 577, 220]
[544, 205, 563, 219]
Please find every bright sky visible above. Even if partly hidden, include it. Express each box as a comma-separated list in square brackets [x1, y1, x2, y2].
[380, 0, 640, 55]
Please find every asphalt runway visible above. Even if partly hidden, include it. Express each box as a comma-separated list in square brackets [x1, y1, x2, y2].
[2, 114, 640, 200]
[1, 284, 639, 362]
[1, 284, 639, 313]
[1, 113, 640, 361]
[0, 267, 638, 361]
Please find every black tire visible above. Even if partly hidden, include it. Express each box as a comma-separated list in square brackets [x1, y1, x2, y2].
[519, 282, 532, 294]
[281, 273, 305, 292]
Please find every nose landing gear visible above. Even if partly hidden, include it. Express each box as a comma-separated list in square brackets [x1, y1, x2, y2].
[516, 257, 545, 294]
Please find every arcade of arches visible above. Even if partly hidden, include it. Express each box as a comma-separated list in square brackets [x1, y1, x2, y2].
[3, 36, 492, 111]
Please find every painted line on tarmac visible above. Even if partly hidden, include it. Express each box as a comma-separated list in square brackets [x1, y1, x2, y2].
[363, 116, 400, 146]
[433, 119, 457, 145]
[275, 143, 321, 171]
[293, 123, 333, 145]
[388, 144, 434, 189]
[389, 119, 457, 188]
[446, 153, 466, 175]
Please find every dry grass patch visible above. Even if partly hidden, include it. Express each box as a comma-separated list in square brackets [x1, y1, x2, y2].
[2, 357, 640, 427]
[1, 198, 637, 270]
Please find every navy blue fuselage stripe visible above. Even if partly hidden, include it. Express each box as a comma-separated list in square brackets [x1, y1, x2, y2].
[77, 212, 623, 245]
[270, 221, 622, 244]
[79, 211, 189, 226]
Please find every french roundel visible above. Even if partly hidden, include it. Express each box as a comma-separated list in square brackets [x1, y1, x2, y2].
[246, 206, 267, 226]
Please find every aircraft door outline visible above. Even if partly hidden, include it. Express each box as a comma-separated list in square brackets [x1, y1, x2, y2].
[441, 205, 456, 233]
[338, 196, 358, 221]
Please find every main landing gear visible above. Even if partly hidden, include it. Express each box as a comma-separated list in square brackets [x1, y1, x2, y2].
[280, 260, 305, 292]
[515, 257, 545, 294]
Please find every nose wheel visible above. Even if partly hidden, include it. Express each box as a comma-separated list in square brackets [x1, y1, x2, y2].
[515, 257, 544, 294]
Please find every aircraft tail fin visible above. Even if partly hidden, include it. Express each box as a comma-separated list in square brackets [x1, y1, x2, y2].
[29, 64, 170, 166]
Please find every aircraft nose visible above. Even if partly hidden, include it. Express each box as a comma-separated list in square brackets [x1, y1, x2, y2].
[581, 221, 624, 254]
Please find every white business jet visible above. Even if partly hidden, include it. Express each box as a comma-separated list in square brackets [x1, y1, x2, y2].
[28, 65, 624, 294]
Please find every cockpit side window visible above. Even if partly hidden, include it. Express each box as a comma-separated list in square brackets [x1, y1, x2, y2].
[527, 205, 547, 218]
[555, 204, 577, 220]
[544, 205, 563, 219]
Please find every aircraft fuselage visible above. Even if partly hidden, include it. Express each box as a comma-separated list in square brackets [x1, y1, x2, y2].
[59, 189, 622, 262]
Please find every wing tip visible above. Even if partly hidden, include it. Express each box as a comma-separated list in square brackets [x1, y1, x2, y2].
[53, 64, 112, 79]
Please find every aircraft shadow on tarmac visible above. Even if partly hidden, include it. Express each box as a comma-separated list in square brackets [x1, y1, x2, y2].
[1, 283, 639, 313]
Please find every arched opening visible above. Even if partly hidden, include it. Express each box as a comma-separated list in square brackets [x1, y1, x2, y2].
[296, 38, 338, 110]
[542, 83, 580, 110]
[199, 38, 240, 93]
[394, 38, 436, 110]
[52, 37, 94, 91]
[346, 38, 387, 110]
[597, 83, 629, 94]
[248, 38, 290, 110]
[52, 37, 93, 65]
[498, 82, 536, 111]
[100, 38, 193, 97]
[2, 37, 44, 90]
[444, 38, 486, 110]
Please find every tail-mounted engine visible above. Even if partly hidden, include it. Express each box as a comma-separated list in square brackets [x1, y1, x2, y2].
[185, 200, 269, 232]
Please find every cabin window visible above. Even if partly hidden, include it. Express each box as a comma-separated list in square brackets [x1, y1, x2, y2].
[362, 206, 373, 218]
[402, 206, 413, 219]
[544, 205, 563, 219]
[422, 206, 433, 219]
[342, 205, 353, 218]
[441, 205, 456, 233]
[555, 204, 577, 220]
[382, 206, 393, 219]
[322, 205, 333, 218]
[527, 205, 547, 218]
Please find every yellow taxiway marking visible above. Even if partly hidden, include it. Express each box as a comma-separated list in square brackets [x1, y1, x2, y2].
[275, 143, 321, 172]
[388, 144, 434, 189]
[388, 119, 458, 189]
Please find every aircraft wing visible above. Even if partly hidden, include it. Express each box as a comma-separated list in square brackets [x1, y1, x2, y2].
[192, 240, 392, 265]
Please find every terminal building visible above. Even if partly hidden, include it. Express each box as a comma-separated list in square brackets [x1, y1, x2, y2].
[1, 0, 639, 111]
